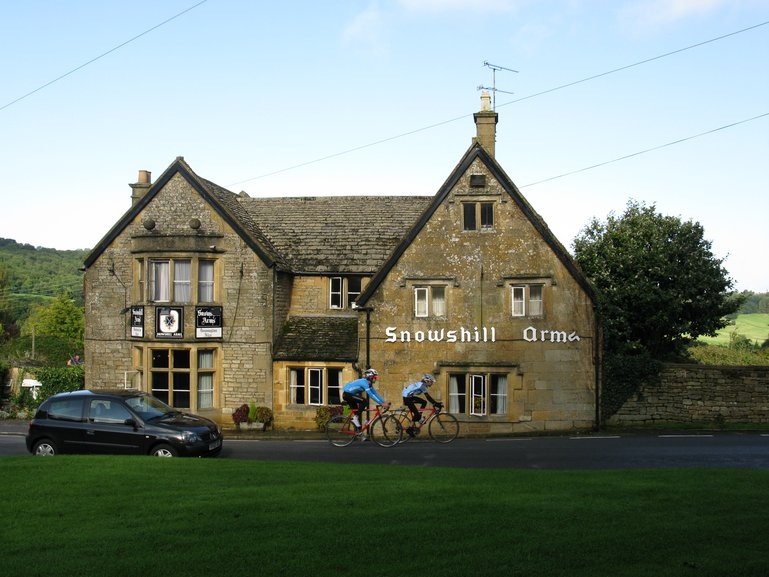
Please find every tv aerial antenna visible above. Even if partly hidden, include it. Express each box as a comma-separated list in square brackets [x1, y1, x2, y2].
[478, 60, 518, 110]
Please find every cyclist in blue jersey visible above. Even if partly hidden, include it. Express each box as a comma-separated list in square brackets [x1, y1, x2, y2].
[402, 374, 442, 436]
[343, 368, 390, 432]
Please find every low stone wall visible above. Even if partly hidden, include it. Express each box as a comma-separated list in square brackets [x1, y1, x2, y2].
[608, 364, 769, 426]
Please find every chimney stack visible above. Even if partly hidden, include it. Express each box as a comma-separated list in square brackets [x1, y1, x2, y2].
[130, 170, 152, 206]
[473, 90, 498, 157]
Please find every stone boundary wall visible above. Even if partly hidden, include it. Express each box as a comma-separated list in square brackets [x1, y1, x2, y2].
[608, 364, 769, 426]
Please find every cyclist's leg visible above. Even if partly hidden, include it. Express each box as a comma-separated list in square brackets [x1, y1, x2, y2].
[343, 392, 365, 430]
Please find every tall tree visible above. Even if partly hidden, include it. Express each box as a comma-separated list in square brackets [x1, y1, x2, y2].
[573, 200, 742, 358]
[22, 292, 84, 351]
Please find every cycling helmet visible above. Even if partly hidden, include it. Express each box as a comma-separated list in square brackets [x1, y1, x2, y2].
[364, 368, 379, 379]
[422, 374, 435, 385]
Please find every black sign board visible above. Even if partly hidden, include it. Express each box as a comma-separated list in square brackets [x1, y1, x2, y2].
[196, 306, 223, 338]
[130, 306, 144, 338]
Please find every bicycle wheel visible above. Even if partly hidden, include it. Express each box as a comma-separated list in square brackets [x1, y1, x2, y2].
[369, 415, 403, 447]
[392, 409, 414, 444]
[428, 412, 459, 443]
[326, 415, 356, 447]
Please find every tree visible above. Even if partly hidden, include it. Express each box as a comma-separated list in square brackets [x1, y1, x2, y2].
[22, 292, 84, 352]
[573, 200, 742, 358]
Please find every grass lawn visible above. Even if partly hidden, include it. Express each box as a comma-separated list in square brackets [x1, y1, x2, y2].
[698, 313, 769, 346]
[3, 457, 768, 577]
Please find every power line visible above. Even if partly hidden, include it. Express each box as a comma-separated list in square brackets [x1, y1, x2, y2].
[0, 0, 209, 112]
[229, 20, 769, 188]
[520, 112, 769, 188]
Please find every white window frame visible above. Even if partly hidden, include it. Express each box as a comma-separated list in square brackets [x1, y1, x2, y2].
[449, 372, 509, 417]
[289, 367, 343, 406]
[414, 285, 447, 318]
[329, 276, 364, 310]
[511, 286, 526, 317]
[198, 260, 215, 303]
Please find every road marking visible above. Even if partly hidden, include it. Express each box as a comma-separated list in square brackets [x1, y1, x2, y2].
[658, 434, 714, 438]
[569, 436, 621, 440]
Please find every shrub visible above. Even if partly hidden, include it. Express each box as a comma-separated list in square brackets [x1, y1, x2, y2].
[232, 404, 249, 426]
[314, 405, 343, 431]
[253, 406, 273, 426]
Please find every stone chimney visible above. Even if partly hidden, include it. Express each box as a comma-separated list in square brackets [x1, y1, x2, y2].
[473, 90, 498, 157]
[130, 170, 152, 206]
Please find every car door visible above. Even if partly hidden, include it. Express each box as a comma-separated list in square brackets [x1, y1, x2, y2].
[37, 397, 88, 452]
[84, 398, 147, 454]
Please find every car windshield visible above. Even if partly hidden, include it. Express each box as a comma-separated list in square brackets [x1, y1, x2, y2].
[125, 395, 178, 420]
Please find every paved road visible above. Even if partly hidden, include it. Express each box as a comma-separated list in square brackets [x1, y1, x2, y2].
[3, 429, 769, 469]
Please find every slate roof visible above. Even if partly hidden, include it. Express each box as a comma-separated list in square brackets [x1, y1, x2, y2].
[273, 316, 359, 361]
[237, 195, 432, 274]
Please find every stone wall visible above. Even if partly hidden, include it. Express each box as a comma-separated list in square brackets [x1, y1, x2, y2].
[608, 364, 769, 426]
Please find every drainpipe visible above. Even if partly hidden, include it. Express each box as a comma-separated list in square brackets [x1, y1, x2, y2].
[356, 307, 374, 370]
[594, 306, 602, 431]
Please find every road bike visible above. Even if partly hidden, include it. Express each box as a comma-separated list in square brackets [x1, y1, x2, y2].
[325, 404, 402, 447]
[392, 405, 459, 443]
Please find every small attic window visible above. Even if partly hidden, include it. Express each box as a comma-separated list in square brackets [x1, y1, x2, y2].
[470, 174, 486, 188]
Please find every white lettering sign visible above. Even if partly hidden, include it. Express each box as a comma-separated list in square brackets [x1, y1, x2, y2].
[385, 326, 496, 343]
[384, 325, 581, 344]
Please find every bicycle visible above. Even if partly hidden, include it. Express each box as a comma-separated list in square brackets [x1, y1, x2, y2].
[392, 404, 459, 443]
[325, 404, 403, 447]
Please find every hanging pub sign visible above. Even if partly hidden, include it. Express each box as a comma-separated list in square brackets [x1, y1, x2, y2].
[130, 306, 144, 338]
[156, 306, 183, 339]
[196, 306, 223, 338]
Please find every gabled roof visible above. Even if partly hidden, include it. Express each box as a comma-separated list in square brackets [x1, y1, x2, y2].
[238, 195, 432, 274]
[273, 316, 359, 361]
[84, 157, 286, 269]
[356, 142, 597, 306]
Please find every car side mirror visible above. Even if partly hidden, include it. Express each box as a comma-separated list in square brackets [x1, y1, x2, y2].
[125, 418, 139, 429]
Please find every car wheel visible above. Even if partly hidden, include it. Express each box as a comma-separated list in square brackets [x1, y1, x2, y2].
[150, 443, 178, 457]
[33, 439, 58, 456]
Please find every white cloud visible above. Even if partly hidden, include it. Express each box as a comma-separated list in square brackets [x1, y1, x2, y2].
[397, 0, 521, 13]
[620, 0, 730, 28]
[342, 2, 389, 52]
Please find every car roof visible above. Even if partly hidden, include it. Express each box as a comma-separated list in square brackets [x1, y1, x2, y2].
[52, 389, 149, 399]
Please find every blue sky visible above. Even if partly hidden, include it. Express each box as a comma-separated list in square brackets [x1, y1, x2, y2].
[1, 0, 767, 291]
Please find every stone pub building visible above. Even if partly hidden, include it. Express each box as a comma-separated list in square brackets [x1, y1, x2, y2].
[83, 94, 600, 433]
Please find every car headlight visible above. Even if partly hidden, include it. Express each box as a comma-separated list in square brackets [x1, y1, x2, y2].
[181, 431, 201, 444]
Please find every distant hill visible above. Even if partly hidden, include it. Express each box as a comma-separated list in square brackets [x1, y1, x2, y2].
[0, 238, 89, 324]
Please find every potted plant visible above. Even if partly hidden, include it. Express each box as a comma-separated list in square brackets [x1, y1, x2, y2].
[253, 406, 273, 431]
[314, 405, 343, 431]
[232, 403, 249, 431]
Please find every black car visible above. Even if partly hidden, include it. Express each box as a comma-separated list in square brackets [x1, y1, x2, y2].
[26, 389, 223, 457]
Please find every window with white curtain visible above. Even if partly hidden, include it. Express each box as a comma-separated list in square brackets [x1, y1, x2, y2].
[197, 349, 215, 409]
[511, 284, 544, 318]
[198, 260, 215, 303]
[414, 285, 447, 318]
[150, 260, 170, 302]
[449, 372, 508, 416]
[143, 257, 218, 303]
[174, 260, 191, 303]
[289, 367, 343, 406]
[148, 347, 217, 411]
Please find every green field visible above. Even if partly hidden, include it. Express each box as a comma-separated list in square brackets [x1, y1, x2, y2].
[698, 313, 769, 346]
[3, 457, 769, 577]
